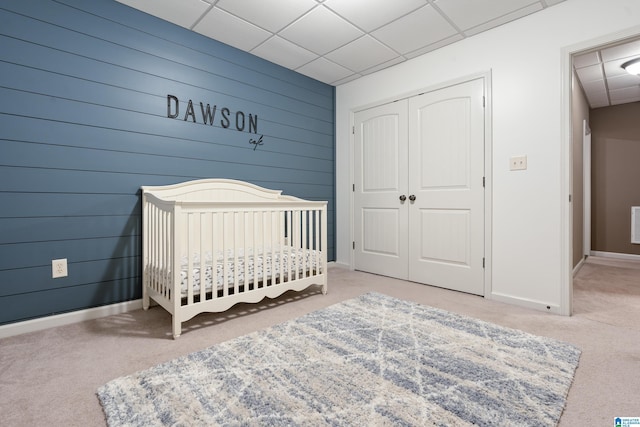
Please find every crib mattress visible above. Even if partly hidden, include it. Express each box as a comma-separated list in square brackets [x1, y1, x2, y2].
[178, 247, 322, 296]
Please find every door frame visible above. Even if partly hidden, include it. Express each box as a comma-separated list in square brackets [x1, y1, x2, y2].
[583, 120, 591, 258]
[349, 70, 493, 297]
[561, 24, 640, 316]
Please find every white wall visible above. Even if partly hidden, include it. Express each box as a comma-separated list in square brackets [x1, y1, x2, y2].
[335, 0, 640, 313]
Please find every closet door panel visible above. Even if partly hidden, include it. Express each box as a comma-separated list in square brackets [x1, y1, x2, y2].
[420, 97, 470, 190]
[419, 209, 470, 265]
[354, 100, 408, 279]
[408, 78, 485, 295]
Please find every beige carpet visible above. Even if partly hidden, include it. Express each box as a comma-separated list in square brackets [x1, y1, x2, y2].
[1, 256, 639, 426]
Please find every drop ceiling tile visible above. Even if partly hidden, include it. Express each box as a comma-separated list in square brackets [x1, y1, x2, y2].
[323, 0, 426, 32]
[372, 5, 458, 55]
[585, 90, 609, 108]
[600, 39, 640, 62]
[610, 86, 640, 103]
[575, 64, 603, 83]
[404, 33, 464, 59]
[435, 0, 539, 32]
[604, 59, 634, 78]
[611, 95, 640, 106]
[116, 0, 211, 29]
[360, 56, 407, 75]
[606, 73, 640, 90]
[573, 51, 600, 69]
[116, 0, 586, 89]
[279, 6, 363, 55]
[193, 7, 272, 51]
[580, 79, 606, 94]
[296, 57, 354, 83]
[325, 35, 399, 72]
[463, 3, 542, 37]
[332, 74, 363, 86]
[251, 36, 318, 69]
[215, 0, 316, 32]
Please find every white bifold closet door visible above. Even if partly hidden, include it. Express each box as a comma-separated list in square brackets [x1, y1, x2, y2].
[354, 78, 485, 295]
[354, 99, 409, 280]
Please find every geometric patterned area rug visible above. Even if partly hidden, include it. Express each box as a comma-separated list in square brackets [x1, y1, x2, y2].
[97, 292, 581, 426]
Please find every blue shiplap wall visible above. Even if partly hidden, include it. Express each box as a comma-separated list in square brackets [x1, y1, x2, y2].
[0, 0, 335, 325]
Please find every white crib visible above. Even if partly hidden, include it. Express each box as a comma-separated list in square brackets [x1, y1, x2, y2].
[141, 179, 328, 339]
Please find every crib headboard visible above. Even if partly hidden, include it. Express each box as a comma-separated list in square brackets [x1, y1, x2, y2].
[141, 179, 327, 269]
[141, 179, 299, 204]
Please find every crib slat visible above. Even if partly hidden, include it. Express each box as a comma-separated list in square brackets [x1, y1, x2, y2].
[315, 209, 320, 276]
[287, 210, 292, 283]
[257, 210, 262, 288]
[185, 213, 192, 305]
[291, 210, 302, 280]
[198, 213, 204, 303]
[302, 209, 307, 278]
[211, 212, 219, 301]
[159, 206, 164, 296]
[200, 212, 207, 302]
[222, 212, 229, 297]
[278, 210, 284, 285]
[242, 211, 247, 291]
[160, 206, 165, 297]
[265, 210, 270, 287]
[161, 206, 167, 297]
[232, 211, 240, 293]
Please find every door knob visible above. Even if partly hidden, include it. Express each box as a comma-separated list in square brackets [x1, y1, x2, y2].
[409, 195, 416, 201]
[399, 195, 407, 202]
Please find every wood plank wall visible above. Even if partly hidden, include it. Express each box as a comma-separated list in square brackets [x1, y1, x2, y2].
[0, 0, 335, 325]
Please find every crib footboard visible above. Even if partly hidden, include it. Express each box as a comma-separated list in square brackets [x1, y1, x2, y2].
[142, 179, 328, 339]
[141, 193, 178, 319]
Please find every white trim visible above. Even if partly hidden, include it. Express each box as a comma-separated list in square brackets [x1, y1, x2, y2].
[349, 70, 493, 296]
[489, 292, 561, 315]
[328, 260, 350, 269]
[591, 251, 640, 262]
[583, 120, 591, 257]
[351, 71, 490, 115]
[349, 107, 355, 271]
[560, 43, 573, 316]
[2, 261, 338, 341]
[483, 70, 493, 299]
[573, 256, 586, 277]
[561, 25, 640, 317]
[0, 299, 143, 339]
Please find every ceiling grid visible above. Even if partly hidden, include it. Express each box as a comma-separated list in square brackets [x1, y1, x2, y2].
[116, 0, 640, 106]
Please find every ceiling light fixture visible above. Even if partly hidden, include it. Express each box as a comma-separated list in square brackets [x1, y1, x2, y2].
[621, 58, 640, 75]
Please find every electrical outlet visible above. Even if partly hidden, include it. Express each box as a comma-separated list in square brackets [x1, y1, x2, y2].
[52, 258, 68, 278]
[510, 155, 527, 171]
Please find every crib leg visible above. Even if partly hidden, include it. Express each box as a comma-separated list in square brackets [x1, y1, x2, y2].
[172, 316, 182, 340]
[142, 287, 150, 311]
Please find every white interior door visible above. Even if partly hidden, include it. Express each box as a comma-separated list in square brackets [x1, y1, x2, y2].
[354, 100, 408, 279]
[407, 78, 485, 295]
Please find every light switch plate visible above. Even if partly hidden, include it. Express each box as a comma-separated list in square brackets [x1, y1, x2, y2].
[510, 155, 527, 171]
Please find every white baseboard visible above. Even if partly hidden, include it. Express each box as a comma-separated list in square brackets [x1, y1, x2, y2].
[0, 299, 143, 340]
[590, 251, 640, 261]
[328, 261, 350, 269]
[0, 261, 343, 340]
[573, 257, 586, 277]
[488, 292, 561, 315]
